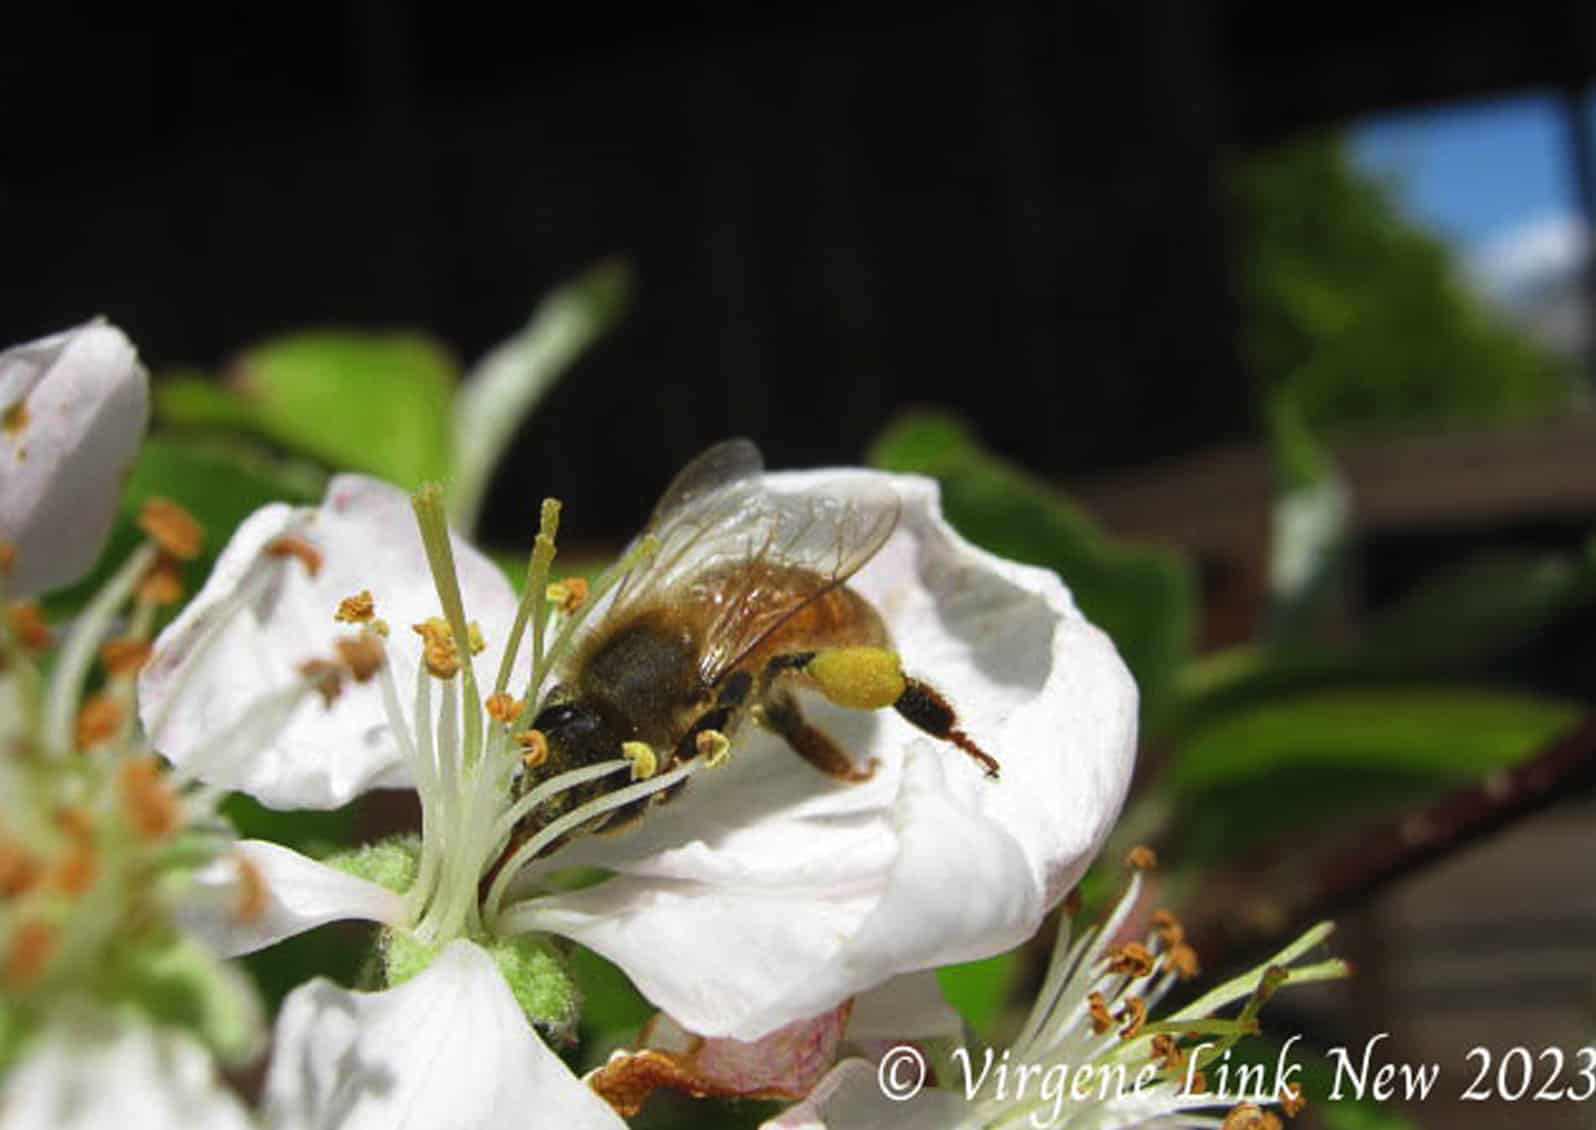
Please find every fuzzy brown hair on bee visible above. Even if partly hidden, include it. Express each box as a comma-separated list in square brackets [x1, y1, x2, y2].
[512, 438, 998, 858]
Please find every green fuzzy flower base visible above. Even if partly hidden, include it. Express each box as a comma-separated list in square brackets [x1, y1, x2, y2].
[381, 930, 581, 1042]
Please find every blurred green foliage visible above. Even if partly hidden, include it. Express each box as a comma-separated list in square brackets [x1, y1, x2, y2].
[159, 332, 458, 488]
[1236, 136, 1576, 433]
[1172, 686, 1579, 864]
[149, 260, 630, 533]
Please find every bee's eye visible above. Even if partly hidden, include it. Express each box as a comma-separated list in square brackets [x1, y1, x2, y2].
[533, 703, 582, 733]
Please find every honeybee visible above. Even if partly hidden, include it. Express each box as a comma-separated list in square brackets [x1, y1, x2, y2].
[517, 438, 998, 849]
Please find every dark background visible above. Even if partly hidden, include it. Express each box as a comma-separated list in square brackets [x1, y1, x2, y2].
[4, 1, 1594, 540]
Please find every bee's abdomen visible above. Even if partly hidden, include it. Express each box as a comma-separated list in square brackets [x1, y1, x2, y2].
[741, 584, 890, 669]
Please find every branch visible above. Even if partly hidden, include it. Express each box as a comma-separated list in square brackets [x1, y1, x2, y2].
[1184, 714, 1596, 968]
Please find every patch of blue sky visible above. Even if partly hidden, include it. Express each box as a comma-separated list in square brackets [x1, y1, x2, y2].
[1350, 88, 1594, 294]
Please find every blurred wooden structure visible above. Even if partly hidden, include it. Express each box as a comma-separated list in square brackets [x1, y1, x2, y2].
[1076, 425, 1596, 1130]
[1074, 416, 1596, 647]
[1078, 417, 1596, 552]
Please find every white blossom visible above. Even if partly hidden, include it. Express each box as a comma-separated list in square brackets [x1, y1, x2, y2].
[139, 456, 1138, 1124]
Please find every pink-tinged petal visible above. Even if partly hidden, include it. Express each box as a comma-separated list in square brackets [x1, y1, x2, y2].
[0, 1005, 254, 1130]
[263, 940, 625, 1130]
[140, 473, 522, 808]
[0, 320, 148, 597]
[174, 840, 407, 957]
[759, 1058, 965, 1130]
[519, 471, 1137, 1041]
[587, 1006, 851, 1116]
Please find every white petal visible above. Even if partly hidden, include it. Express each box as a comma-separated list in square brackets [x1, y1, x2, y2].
[508, 873, 877, 1041]
[140, 473, 522, 808]
[263, 939, 625, 1130]
[0, 321, 148, 597]
[520, 471, 1137, 1040]
[175, 840, 408, 957]
[844, 972, 963, 1044]
[759, 1058, 964, 1130]
[0, 1005, 254, 1130]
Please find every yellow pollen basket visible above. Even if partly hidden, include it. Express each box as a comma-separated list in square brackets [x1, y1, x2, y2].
[807, 647, 907, 711]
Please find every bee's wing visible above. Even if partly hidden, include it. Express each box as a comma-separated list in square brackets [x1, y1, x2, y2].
[604, 440, 900, 688]
[688, 478, 901, 686]
[605, 439, 768, 614]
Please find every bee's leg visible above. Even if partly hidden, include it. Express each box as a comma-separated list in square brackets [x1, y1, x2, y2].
[759, 690, 879, 783]
[763, 647, 1001, 780]
[893, 677, 1002, 780]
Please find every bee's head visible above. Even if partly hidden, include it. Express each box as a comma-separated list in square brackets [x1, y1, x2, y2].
[531, 698, 622, 769]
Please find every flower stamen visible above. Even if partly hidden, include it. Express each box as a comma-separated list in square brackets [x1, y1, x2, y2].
[137, 497, 204, 561]
[335, 589, 376, 624]
[265, 534, 324, 576]
[485, 692, 521, 724]
[545, 576, 588, 613]
[5, 602, 52, 652]
[74, 693, 123, 751]
[298, 659, 345, 706]
[622, 741, 658, 781]
[99, 637, 152, 677]
[485, 754, 707, 926]
[116, 756, 181, 841]
[336, 634, 386, 682]
[412, 617, 462, 680]
[694, 728, 731, 767]
[1106, 941, 1156, 978]
[3, 919, 60, 989]
[516, 729, 549, 768]
[1087, 990, 1113, 1035]
[136, 556, 185, 606]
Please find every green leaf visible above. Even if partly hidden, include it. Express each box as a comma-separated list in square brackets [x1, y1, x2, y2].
[566, 944, 654, 1045]
[1180, 546, 1596, 725]
[1236, 136, 1571, 434]
[127, 435, 326, 532]
[871, 413, 1196, 735]
[1170, 687, 1579, 863]
[450, 260, 633, 534]
[157, 329, 459, 487]
[1173, 686, 1579, 794]
[154, 370, 260, 430]
[936, 950, 1019, 1036]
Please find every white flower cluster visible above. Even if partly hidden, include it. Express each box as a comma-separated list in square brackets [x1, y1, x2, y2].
[0, 319, 1326, 1130]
